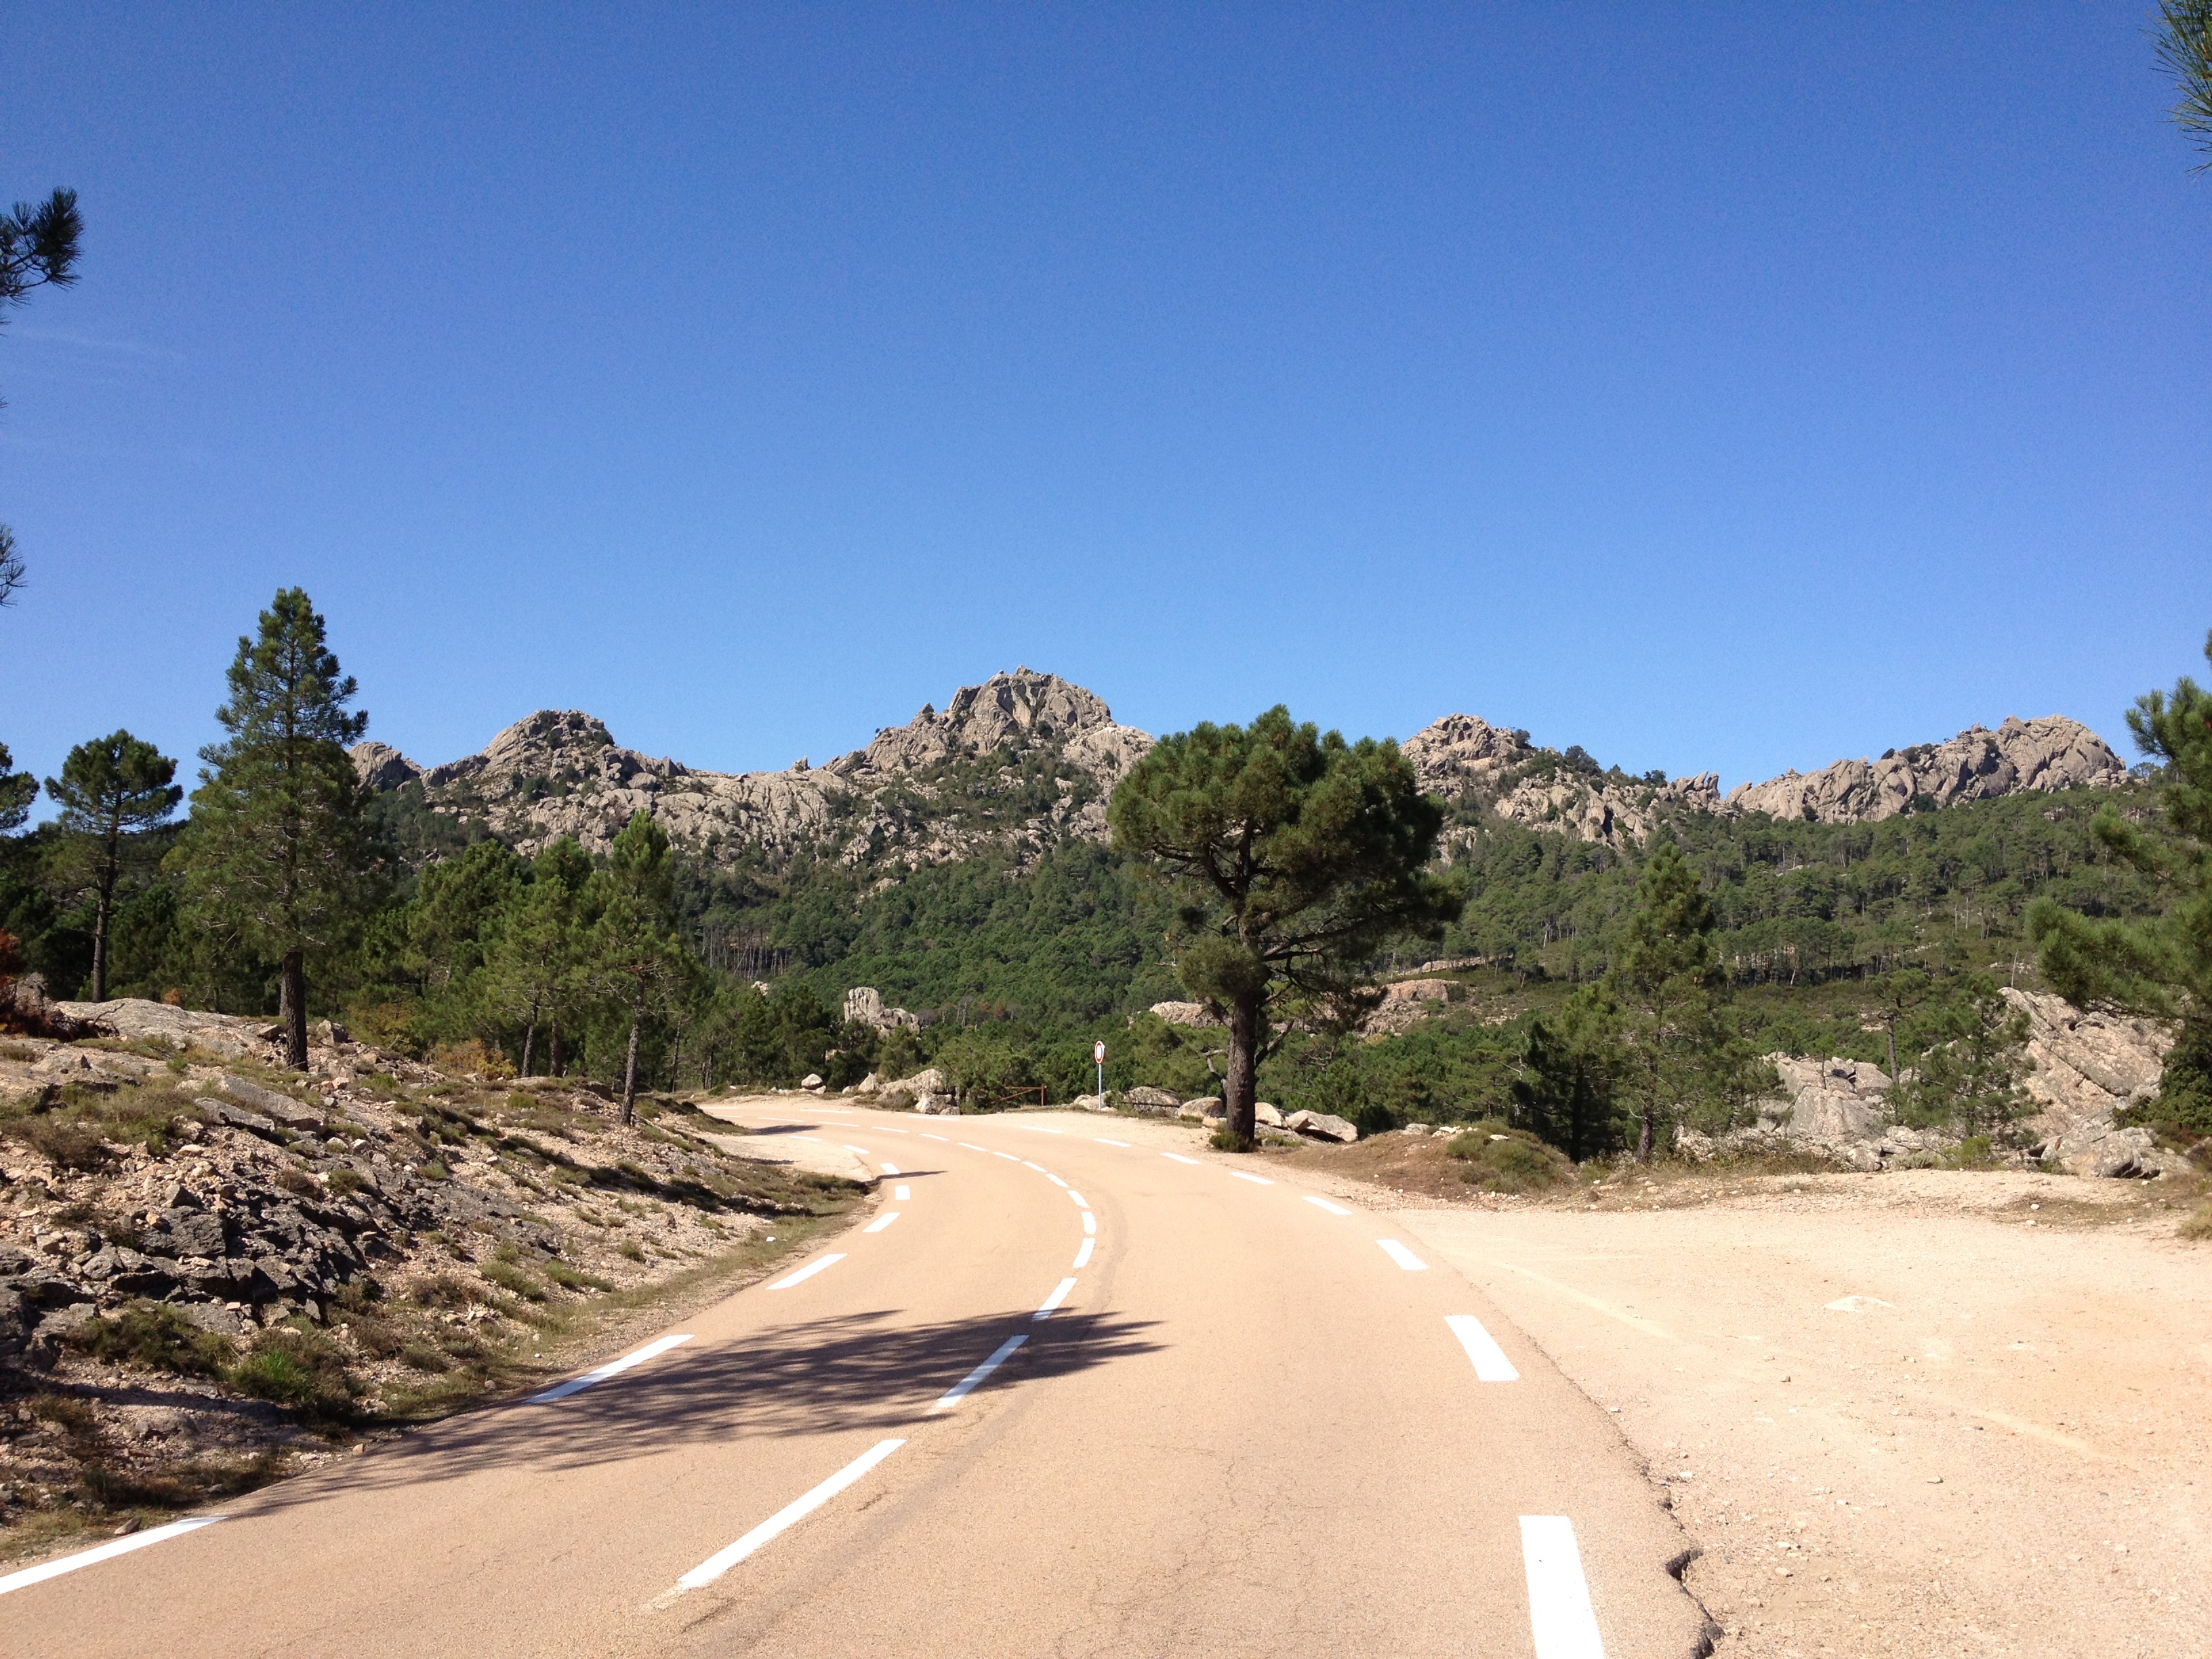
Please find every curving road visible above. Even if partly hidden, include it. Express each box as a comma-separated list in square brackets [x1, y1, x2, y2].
[3, 1103, 1710, 1656]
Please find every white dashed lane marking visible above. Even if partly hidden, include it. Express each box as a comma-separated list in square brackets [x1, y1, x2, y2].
[1073, 1237, 1094, 1269]
[1045, 1172, 1068, 1187]
[1376, 1239, 1429, 1272]
[1081, 1211, 1096, 1235]
[932, 1334, 1027, 1412]
[1229, 1171, 1273, 1185]
[1067, 1191, 1088, 1209]
[0, 1517, 227, 1597]
[1519, 1515, 1607, 1658]
[1162, 1153, 1201, 1166]
[1033, 1277, 1078, 1319]
[1094, 1137, 1129, 1147]
[672, 1439, 905, 1591]
[528, 1334, 693, 1403]
[863, 1212, 901, 1234]
[1303, 1196, 1352, 1216]
[1446, 1315, 1521, 1382]
[768, 1253, 846, 1290]
[893, 1185, 911, 1200]
[880, 1162, 900, 1175]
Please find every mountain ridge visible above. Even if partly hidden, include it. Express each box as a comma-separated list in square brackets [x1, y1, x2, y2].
[351, 670, 2129, 867]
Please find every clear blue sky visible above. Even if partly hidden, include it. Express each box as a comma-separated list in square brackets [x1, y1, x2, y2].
[3, 4, 2206, 806]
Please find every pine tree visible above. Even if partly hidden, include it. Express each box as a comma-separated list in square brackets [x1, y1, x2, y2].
[45, 731, 181, 1001]
[1109, 706, 1461, 1149]
[586, 813, 687, 1123]
[2030, 628, 2212, 1132]
[1607, 840, 1776, 1161]
[1508, 987, 1626, 1161]
[1891, 977, 2035, 1143]
[0, 741, 35, 832]
[175, 589, 381, 1067]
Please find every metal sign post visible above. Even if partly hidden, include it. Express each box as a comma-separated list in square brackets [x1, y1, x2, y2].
[1094, 1040, 1105, 1100]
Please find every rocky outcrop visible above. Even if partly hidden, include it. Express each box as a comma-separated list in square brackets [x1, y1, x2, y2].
[1725, 717, 2126, 824]
[1408, 710, 2125, 848]
[842, 987, 919, 1032]
[351, 668, 1155, 873]
[2000, 988, 2172, 1176]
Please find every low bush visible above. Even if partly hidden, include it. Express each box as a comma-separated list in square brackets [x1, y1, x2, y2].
[2180, 1203, 2212, 1242]
[480, 1259, 546, 1302]
[1446, 1120, 1572, 1193]
[228, 1327, 360, 1417]
[273, 1166, 319, 1198]
[61, 1300, 234, 1378]
[405, 1272, 475, 1309]
[326, 1166, 367, 1197]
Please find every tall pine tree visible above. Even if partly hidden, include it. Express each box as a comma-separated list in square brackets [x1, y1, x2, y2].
[45, 730, 182, 1001]
[176, 589, 381, 1066]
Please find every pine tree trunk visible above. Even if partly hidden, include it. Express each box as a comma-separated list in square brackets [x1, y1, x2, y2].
[279, 949, 308, 1069]
[621, 1009, 641, 1125]
[1636, 1107, 1654, 1164]
[1224, 992, 1261, 1149]
[520, 1021, 537, 1079]
[91, 882, 112, 1004]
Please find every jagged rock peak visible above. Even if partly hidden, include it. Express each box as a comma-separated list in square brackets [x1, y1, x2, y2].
[1724, 715, 2126, 825]
[1400, 715, 1534, 795]
[828, 668, 1131, 779]
[349, 741, 420, 794]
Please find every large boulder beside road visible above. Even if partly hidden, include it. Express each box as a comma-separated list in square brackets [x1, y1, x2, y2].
[1286, 1109, 1357, 1144]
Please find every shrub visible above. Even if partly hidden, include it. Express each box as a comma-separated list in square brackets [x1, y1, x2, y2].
[417, 1160, 449, 1182]
[228, 1328, 360, 1416]
[326, 1166, 367, 1197]
[429, 1039, 514, 1080]
[61, 1300, 233, 1378]
[1446, 1120, 1571, 1193]
[617, 1240, 644, 1262]
[543, 1261, 613, 1292]
[1353, 1100, 1401, 1140]
[2179, 1203, 2212, 1242]
[11, 1115, 112, 1171]
[405, 1273, 475, 1309]
[480, 1260, 546, 1301]
[273, 1166, 319, 1197]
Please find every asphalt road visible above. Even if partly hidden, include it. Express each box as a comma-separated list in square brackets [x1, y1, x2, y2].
[3, 1104, 1711, 1657]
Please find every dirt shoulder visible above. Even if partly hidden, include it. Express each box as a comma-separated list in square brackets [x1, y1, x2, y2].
[1387, 1184, 2210, 1658]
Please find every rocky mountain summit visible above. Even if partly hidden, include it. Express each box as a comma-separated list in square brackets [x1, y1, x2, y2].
[353, 668, 1153, 871]
[356, 672, 2127, 869]
[1402, 712, 2126, 847]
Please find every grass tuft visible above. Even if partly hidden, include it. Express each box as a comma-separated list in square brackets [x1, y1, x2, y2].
[1445, 1120, 1572, 1193]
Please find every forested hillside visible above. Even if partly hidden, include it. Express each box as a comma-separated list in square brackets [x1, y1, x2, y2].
[1, 601, 2177, 1154]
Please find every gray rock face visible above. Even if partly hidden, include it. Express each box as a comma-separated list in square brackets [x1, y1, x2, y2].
[348, 741, 422, 793]
[1122, 1086, 1181, 1116]
[1725, 716, 2125, 823]
[1286, 1109, 1357, 1143]
[52, 999, 281, 1061]
[2000, 988, 2172, 1176]
[1407, 711, 2126, 848]
[352, 668, 1155, 874]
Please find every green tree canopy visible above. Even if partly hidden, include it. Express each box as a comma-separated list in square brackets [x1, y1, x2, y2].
[175, 588, 382, 1067]
[45, 730, 182, 1001]
[1108, 705, 1460, 1147]
[587, 812, 689, 1122]
[0, 741, 35, 832]
[2156, 0, 2212, 171]
[1607, 840, 1776, 1160]
[2030, 627, 2212, 1131]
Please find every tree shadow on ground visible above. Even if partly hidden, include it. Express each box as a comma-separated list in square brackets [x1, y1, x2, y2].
[242, 1306, 1159, 1511]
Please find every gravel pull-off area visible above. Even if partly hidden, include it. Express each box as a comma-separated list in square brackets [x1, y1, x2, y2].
[1396, 1183, 2210, 1658]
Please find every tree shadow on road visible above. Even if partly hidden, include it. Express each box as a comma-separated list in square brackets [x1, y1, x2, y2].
[243, 1307, 1158, 1511]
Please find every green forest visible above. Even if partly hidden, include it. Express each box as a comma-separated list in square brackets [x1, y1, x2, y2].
[3, 588, 2202, 1160]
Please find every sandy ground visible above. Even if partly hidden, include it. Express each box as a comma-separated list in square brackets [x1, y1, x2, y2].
[1391, 1181, 2211, 1658]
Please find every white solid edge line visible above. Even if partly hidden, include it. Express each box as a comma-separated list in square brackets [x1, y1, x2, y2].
[1520, 1515, 1607, 1658]
[863, 1211, 901, 1234]
[768, 1252, 846, 1290]
[529, 1333, 695, 1403]
[1377, 1238, 1429, 1271]
[1303, 1195, 1352, 1216]
[1046, 1172, 1068, 1187]
[1446, 1314, 1522, 1382]
[1067, 1190, 1088, 1208]
[932, 1333, 1027, 1410]
[1162, 1152, 1201, 1165]
[1033, 1276, 1078, 1319]
[675, 1439, 906, 1590]
[1073, 1236, 1094, 1269]
[1230, 1171, 1273, 1185]
[1081, 1210, 1096, 1235]
[893, 1185, 911, 1200]
[1094, 1137, 1128, 1147]
[880, 1162, 901, 1175]
[0, 1516, 226, 1597]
